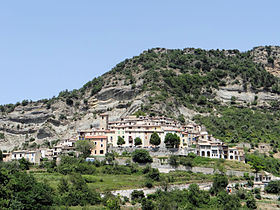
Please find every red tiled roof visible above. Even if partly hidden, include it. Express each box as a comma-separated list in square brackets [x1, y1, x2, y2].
[85, 136, 107, 139]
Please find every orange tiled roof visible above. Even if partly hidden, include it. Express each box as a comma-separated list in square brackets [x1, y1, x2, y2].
[85, 136, 107, 139]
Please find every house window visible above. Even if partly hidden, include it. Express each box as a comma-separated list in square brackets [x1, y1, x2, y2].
[100, 150, 104, 154]
[20, 154, 22, 157]
[101, 144, 103, 147]
[95, 150, 97, 154]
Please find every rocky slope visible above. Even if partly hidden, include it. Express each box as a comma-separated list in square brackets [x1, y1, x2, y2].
[1, 46, 280, 151]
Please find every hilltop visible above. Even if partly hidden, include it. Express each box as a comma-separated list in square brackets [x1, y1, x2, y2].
[1, 46, 280, 151]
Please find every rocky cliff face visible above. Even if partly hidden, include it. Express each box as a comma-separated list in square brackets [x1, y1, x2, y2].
[1, 46, 280, 151]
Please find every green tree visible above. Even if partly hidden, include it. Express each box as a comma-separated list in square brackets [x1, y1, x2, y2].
[216, 191, 241, 209]
[75, 140, 94, 158]
[106, 197, 120, 210]
[265, 180, 280, 194]
[210, 174, 229, 195]
[169, 155, 179, 167]
[141, 198, 155, 210]
[132, 149, 153, 163]
[59, 173, 101, 206]
[58, 177, 70, 194]
[0, 150, 3, 162]
[164, 133, 180, 148]
[246, 193, 257, 209]
[117, 136, 125, 146]
[0, 169, 54, 209]
[150, 132, 161, 146]
[18, 158, 30, 170]
[134, 137, 142, 146]
[247, 155, 264, 177]
[105, 152, 116, 165]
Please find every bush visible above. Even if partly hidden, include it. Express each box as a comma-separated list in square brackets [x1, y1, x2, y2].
[169, 155, 179, 167]
[145, 179, 153, 188]
[246, 193, 257, 209]
[132, 149, 153, 164]
[66, 98, 73, 106]
[147, 168, 160, 181]
[131, 190, 145, 202]
[247, 180, 254, 187]
[57, 156, 96, 175]
[265, 180, 280, 194]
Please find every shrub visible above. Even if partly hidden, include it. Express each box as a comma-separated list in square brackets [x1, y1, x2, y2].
[131, 190, 145, 202]
[145, 179, 153, 188]
[247, 180, 254, 187]
[246, 193, 257, 209]
[265, 180, 280, 194]
[169, 155, 179, 167]
[66, 98, 73, 106]
[147, 168, 160, 181]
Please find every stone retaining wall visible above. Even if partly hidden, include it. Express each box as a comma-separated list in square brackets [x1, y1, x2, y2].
[108, 146, 196, 157]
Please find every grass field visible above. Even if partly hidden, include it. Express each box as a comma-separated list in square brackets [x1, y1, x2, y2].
[33, 173, 146, 192]
[33, 169, 243, 193]
[257, 199, 280, 210]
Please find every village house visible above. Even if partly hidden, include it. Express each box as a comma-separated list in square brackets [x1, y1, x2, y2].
[11, 150, 41, 164]
[85, 135, 107, 156]
[40, 148, 55, 160]
[2, 152, 12, 162]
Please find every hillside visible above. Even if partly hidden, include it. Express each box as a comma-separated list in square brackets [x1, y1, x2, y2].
[1, 46, 280, 151]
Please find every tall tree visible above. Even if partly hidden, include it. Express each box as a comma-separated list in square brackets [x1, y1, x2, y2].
[150, 132, 161, 146]
[164, 133, 180, 148]
[134, 137, 142, 146]
[75, 140, 94, 158]
[248, 155, 264, 177]
[117, 136, 125, 146]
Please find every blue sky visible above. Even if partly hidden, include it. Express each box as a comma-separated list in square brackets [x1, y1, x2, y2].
[0, 0, 279, 105]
